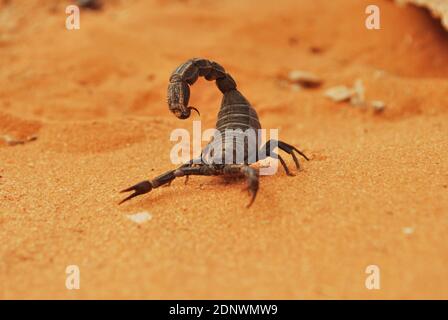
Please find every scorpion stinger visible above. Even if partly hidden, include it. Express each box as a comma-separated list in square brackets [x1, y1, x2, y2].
[189, 106, 200, 116]
[120, 58, 309, 207]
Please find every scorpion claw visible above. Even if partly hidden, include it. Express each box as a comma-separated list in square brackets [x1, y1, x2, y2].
[119, 180, 152, 205]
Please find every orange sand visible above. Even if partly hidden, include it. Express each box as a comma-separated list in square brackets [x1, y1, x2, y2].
[1, 0, 448, 299]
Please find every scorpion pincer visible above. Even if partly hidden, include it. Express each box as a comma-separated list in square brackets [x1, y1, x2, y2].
[120, 58, 309, 207]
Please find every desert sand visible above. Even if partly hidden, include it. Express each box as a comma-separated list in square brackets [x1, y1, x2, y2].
[1, 0, 448, 299]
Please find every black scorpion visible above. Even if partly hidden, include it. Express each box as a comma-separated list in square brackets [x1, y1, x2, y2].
[120, 58, 309, 207]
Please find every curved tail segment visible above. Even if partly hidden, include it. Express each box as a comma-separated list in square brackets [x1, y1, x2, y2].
[167, 58, 237, 119]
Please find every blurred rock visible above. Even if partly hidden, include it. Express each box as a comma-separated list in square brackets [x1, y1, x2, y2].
[288, 70, 323, 88]
[396, 0, 448, 30]
[0, 134, 37, 146]
[76, 0, 102, 10]
[324, 86, 354, 102]
[126, 211, 152, 224]
[350, 79, 366, 107]
[371, 100, 386, 113]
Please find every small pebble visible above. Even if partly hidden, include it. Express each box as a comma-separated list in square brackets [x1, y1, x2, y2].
[350, 79, 365, 106]
[0, 135, 37, 146]
[371, 100, 386, 113]
[324, 86, 354, 102]
[288, 70, 322, 88]
[309, 46, 324, 54]
[126, 211, 152, 224]
[325, 80, 386, 113]
[76, 0, 102, 9]
[373, 69, 386, 79]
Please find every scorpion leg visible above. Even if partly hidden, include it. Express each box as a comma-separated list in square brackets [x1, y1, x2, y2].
[223, 165, 259, 208]
[184, 157, 203, 185]
[183, 162, 201, 185]
[241, 166, 259, 208]
[277, 140, 309, 170]
[259, 139, 309, 174]
[272, 152, 294, 176]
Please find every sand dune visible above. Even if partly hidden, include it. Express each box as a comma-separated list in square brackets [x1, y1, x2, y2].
[0, 0, 447, 299]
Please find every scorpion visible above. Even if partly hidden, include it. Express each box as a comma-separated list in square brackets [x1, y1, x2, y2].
[120, 58, 309, 207]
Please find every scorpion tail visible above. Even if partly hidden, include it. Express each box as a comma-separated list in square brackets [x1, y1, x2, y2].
[167, 58, 237, 120]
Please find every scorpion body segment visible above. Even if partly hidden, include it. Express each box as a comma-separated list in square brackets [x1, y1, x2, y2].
[202, 89, 262, 166]
[120, 58, 309, 207]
